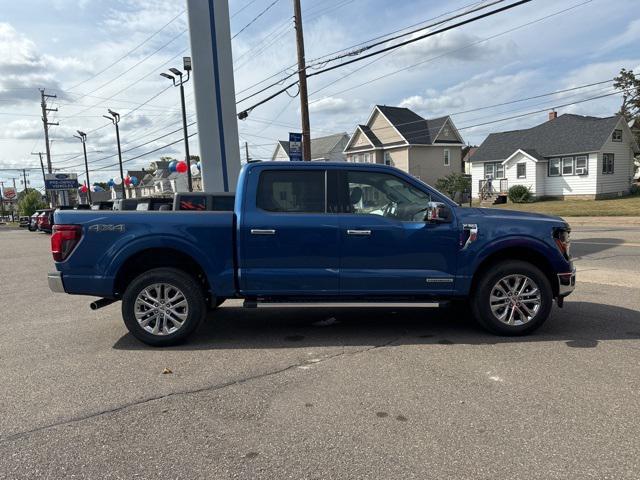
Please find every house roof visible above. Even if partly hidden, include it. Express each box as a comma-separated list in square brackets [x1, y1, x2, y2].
[358, 125, 383, 147]
[126, 170, 146, 181]
[472, 114, 624, 162]
[275, 132, 348, 160]
[376, 105, 454, 145]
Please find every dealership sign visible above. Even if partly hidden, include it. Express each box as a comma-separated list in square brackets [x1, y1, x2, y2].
[289, 132, 302, 161]
[45, 173, 79, 190]
[2, 187, 16, 200]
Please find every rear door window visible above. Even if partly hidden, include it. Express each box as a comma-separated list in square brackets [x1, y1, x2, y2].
[257, 170, 325, 213]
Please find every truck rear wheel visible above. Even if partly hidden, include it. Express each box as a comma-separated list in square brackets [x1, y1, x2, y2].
[122, 267, 206, 346]
[471, 260, 552, 336]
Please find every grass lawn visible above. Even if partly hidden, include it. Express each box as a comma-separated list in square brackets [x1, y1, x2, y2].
[471, 195, 640, 217]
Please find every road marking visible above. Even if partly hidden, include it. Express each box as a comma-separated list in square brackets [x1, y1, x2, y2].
[573, 241, 640, 247]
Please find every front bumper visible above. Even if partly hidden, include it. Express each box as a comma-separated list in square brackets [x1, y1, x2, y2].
[557, 269, 576, 297]
[48, 272, 65, 293]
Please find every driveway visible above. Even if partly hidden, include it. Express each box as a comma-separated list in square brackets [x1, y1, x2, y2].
[0, 226, 638, 479]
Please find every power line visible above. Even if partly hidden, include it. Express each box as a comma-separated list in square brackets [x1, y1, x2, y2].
[308, 0, 594, 104]
[67, 10, 186, 91]
[238, 0, 534, 116]
[232, 0, 283, 39]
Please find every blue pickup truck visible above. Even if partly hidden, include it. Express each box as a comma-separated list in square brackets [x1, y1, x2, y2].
[48, 162, 575, 346]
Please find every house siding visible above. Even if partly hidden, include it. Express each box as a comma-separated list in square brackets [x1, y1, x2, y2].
[434, 119, 459, 142]
[370, 110, 404, 144]
[350, 129, 372, 149]
[596, 119, 635, 195]
[503, 153, 537, 194]
[542, 153, 598, 197]
[409, 146, 461, 186]
[272, 144, 289, 160]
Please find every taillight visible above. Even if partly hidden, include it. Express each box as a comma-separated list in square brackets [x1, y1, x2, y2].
[51, 225, 82, 262]
[553, 228, 571, 259]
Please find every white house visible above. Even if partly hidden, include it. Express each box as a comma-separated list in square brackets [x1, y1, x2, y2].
[471, 112, 640, 200]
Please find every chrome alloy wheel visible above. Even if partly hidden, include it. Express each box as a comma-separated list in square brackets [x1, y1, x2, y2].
[134, 283, 189, 336]
[489, 274, 541, 326]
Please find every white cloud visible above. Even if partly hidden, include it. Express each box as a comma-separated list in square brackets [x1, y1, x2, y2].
[308, 96, 361, 114]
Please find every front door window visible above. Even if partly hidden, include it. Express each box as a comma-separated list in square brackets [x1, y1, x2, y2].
[346, 170, 431, 222]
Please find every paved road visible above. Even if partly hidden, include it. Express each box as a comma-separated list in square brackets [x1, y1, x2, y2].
[0, 226, 639, 479]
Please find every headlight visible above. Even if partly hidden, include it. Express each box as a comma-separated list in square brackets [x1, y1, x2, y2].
[553, 227, 571, 259]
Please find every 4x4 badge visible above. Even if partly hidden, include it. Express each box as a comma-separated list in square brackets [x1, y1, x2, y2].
[89, 224, 125, 233]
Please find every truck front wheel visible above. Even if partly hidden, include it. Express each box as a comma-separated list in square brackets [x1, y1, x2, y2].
[122, 267, 206, 346]
[471, 260, 553, 336]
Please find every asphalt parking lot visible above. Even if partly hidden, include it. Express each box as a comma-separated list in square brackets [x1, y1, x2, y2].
[1, 223, 639, 479]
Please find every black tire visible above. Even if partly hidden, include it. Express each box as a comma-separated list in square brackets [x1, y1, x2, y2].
[122, 267, 206, 346]
[471, 260, 553, 336]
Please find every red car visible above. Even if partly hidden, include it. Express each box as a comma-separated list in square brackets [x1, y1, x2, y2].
[37, 210, 54, 233]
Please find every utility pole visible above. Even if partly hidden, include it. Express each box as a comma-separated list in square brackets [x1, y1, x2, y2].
[74, 131, 91, 204]
[245, 141, 250, 163]
[104, 109, 126, 199]
[40, 89, 58, 174]
[22, 169, 28, 192]
[11, 178, 17, 221]
[31, 152, 49, 205]
[293, 0, 311, 161]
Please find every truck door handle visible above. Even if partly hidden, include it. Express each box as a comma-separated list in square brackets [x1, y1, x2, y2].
[251, 229, 276, 235]
[347, 229, 371, 236]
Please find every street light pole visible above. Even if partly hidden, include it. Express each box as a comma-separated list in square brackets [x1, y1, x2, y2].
[160, 57, 193, 192]
[74, 130, 91, 204]
[103, 110, 126, 199]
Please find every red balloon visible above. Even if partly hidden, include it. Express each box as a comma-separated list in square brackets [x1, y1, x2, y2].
[80, 185, 88, 193]
[124, 176, 131, 186]
[176, 161, 188, 173]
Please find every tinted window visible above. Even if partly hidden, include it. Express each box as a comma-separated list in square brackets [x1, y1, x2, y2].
[345, 171, 431, 222]
[179, 195, 207, 211]
[257, 170, 325, 213]
[211, 195, 235, 211]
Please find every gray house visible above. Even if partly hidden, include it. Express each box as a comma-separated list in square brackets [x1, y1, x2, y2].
[271, 132, 349, 161]
[343, 105, 464, 186]
[471, 112, 640, 199]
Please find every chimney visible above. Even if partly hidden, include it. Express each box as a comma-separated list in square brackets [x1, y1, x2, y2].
[548, 110, 557, 121]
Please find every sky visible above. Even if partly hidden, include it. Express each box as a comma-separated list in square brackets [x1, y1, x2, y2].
[0, 0, 639, 191]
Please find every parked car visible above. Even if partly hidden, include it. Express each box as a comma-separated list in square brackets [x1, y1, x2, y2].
[136, 196, 173, 211]
[18, 216, 30, 228]
[37, 209, 53, 233]
[91, 201, 114, 211]
[113, 199, 139, 211]
[29, 210, 43, 231]
[173, 192, 235, 211]
[48, 162, 575, 347]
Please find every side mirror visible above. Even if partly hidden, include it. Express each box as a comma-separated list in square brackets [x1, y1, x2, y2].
[426, 202, 450, 223]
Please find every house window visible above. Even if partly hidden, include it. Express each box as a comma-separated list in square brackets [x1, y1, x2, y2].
[549, 158, 561, 176]
[484, 162, 504, 179]
[575, 156, 588, 175]
[602, 153, 615, 174]
[562, 157, 574, 176]
[517, 163, 526, 179]
[444, 149, 450, 166]
[364, 153, 371, 163]
[612, 129, 622, 142]
[384, 152, 393, 166]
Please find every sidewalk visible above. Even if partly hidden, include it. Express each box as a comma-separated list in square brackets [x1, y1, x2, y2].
[562, 216, 640, 226]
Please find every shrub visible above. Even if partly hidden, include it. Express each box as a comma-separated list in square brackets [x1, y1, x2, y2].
[508, 185, 532, 203]
[630, 183, 640, 196]
[435, 173, 471, 200]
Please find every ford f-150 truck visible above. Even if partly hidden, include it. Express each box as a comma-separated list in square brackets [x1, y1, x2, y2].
[48, 162, 575, 346]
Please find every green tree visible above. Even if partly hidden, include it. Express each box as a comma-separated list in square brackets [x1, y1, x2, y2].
[435, 172, 471, 200]
[614, 68, 640, 122]
[17, 189, 46, 217]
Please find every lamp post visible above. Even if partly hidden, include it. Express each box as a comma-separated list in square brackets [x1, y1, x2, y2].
[73, 130, 91, 204]
[160, 56, 193, 192]
[103, 109, 126, 199]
